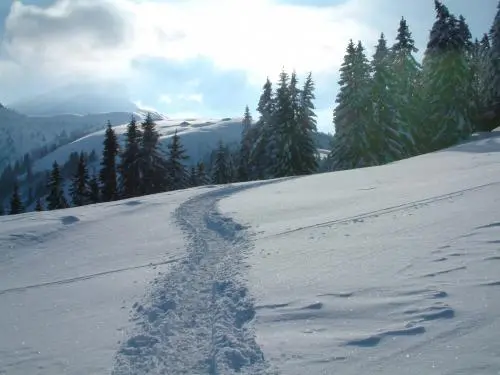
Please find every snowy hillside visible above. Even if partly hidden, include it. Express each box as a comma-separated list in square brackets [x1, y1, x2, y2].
[33, 117, 247, 173]
[1, 131, 499, 374]
[0, 108, 140, 169]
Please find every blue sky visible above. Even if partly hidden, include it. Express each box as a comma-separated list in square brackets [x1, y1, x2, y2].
[0, 0, 497, 133]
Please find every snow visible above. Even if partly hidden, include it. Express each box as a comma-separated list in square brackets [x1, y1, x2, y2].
[1, 131, 500, 374]
[33, 117, 245, 173]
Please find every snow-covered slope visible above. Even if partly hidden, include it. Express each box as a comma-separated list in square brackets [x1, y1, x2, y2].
[33, 117, 245, 172]
[1, 132, 499, 375]
[0, 108, 139, 169]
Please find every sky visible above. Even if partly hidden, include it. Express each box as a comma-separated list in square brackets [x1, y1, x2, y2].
[0, 0, 497, 133]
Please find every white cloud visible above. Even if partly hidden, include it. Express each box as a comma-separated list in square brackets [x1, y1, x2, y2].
[2, 0, 378, 85]
[159, 94, 173, 104]
[177, 93, 204, 104]
[127, 0, 379, 84]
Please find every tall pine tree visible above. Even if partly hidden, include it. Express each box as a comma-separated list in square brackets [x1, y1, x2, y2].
[486, 1, 500, 124]
[166, 130, 189, 191]
[139, 113, 168, 195]
[9, 183, 24, 215]
[370, 33, 408, 164]
[46, 161, 68, 210]
[70, 152, 90, 207]
[421, 1, 474, 151]
[119, 116, 142, 198]
[390, 17, 420, 155]
[35, 198, 44, 212]
[99, 121, 119, 202]
[88, 174, 100, 204]
[249, 78, 275, 180]
[212, 141, 231, 184]
[238, 105, 253, 182]
[196, 162, 210, 186]
[296, 72, 319, 174]
[272, 69, 294, 177]
[329, 40, 374, 170]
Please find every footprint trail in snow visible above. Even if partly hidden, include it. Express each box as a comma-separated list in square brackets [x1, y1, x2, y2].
[112, 185, 270, 375]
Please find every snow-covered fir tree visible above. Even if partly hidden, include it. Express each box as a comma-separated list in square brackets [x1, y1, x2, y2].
[166, 130, 189, 191]
[88, 175, 100, 204]
[390, 17, 420, 155]
[249, 78, 275, 180]
[196, 162, 210, 186]
[329, 40, 374, 170]
[471, 34, 491, 130]
[119, 116, 142, 198]
[9, 182, 23, 215]
[296, 72, 319, 174]
[70, 152, 90, 207]
[238, 105, 253, 182]
[370, 33, 408, 163]
[35, 198, 44, 212]
[421, 1, 474, 151]
[487, 1, 500, 121]
[99, 121, 119, 202]
[139, 113, 168, 195]
[46, 161, 68, 210]
[212, 141, 231, 185]
[271, 69, 295, 177]
[188, 166, 198, 187]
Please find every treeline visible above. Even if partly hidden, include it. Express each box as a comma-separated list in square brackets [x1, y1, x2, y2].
[1, 0, 499, 215]
[328, 0, 500, 170]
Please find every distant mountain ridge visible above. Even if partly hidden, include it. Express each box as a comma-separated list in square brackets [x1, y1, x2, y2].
[7, 82, 139, 116]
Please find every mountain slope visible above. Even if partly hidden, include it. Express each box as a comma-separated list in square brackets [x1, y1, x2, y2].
[1, 131, 499, 374]
[33, 117, 247, 173]
[0, 107, 139, 169]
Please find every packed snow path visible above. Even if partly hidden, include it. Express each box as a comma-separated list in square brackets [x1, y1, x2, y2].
[112, 184, 272, 375]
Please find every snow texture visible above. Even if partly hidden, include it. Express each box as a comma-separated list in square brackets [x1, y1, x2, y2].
[112, 182, 273, 375]
[1, 130, 500, 375]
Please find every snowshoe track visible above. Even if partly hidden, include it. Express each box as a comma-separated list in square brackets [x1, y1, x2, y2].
[112, 185, 270, 375]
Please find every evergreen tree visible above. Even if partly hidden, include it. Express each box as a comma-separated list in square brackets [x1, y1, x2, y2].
[99, 121, 119, 202]
[271, 69, 295, 177]
[486, 1, 500, 123]
[35, 198, 44, 212]
[70, 152, 90, 207]
[167, 130, 189, 190]
[390, 17, 420, 155]
[119, 116, 142, 198]
[9, 183, 24, 215]
[189, 166, 198, 187]
[421, 1, 474, 151]
[370, 33, 408, 163]
[297, 72, 319, 174]
[0, 203, 4, 216]
[238, 105, 253, 182]
[46, 161, 68, 210]
[139, 113, 168, 195]
[88, 175, 100, 204]
[329, 40, 374, 170]
[212, 141, 231, 184]
[196, 162, 210, 186]
[249, 78, 275, 180]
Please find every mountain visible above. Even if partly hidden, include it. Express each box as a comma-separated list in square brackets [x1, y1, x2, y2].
[7, 81, 139, 116]
[32, 116, 334, 174]
[0, 106, 140, 169]
[32, 117, 245, 174]
[0, 130, 499, 374]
